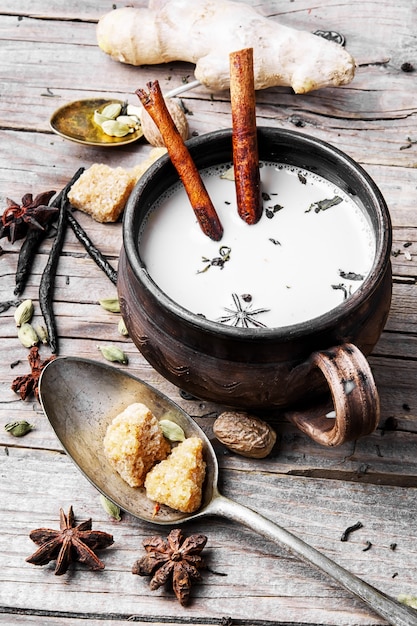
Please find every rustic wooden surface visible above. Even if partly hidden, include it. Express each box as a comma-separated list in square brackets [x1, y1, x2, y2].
[1, 1, 417, 625]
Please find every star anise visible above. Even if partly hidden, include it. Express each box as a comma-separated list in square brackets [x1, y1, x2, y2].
[26, 506, 114, 576]
[218, 293, 270, 328]
[11, 346, 55, 401]
[132, 528, 207, 606]
[1, 190, 57, 244]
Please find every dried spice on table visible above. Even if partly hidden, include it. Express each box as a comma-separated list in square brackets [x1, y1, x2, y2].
[99, 297, 120, 313]
[99, 494, 122, 521]
[14, 169, 84, 296]
[38, 190, 68, 354]
[1, 190, 58, 298]
[132, 528, 207, 606]
[213, 411, 277, 458]
[4, 420, 34, 437]
[0, 190, 57, 244]
[98, 345, 128, 364]
[17, 322, 39, 348]
[14, 299, 34, 327]
[11, 346, 55, 401]
[26, 506, 114, 575]
[66, 210, 118, 285]
[340, 521, 363, 542]
[38, 168, 121, 353]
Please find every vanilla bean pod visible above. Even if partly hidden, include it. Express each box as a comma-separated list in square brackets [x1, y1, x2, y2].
[14, 168, 85, 296]
[14, 228, 46, 296]
[38, 178, 77, 354]
[66, 211, 117, 285]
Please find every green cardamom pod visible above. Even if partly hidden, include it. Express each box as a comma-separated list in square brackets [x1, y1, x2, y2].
[116, 115, 140, 129]
[5, 421, 34, 437]
[100, 494, 122, 521]
[14, 299, 34, 327]
[398, 594, 417, 609]
[100, 102, 122, 119]
[117, 318, 129, 337]
[98, 345, 128, 364]
[34, 324, 49, 345]
[101, 119, 131, 137]
[18, 322, 39, 348]
[159, 419, 186, 442]
[99, 298, 120, 313]
[93, 110, 108, 127]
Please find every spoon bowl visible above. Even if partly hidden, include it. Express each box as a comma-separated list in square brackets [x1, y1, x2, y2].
[38, 357, 416, 626]
[39, 356, 217, 524]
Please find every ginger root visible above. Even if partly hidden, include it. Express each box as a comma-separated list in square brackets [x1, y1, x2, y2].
[97, 0, 356, 94]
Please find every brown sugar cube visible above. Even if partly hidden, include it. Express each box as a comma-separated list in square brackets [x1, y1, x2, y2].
[103, 402, 171, 487]
[68, 163, 135, 223]
[144, 436, 206, 513]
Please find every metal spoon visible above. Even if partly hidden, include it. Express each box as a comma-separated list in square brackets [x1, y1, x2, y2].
[38, 357, 417, 626]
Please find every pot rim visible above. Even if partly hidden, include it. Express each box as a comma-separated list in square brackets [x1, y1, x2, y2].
[123, 127, 392, 342]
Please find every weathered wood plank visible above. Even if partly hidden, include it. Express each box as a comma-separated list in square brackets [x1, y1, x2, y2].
[0, 618, 217, 626]
[1, 447, 416, 625]
[0, 2, 108, 18]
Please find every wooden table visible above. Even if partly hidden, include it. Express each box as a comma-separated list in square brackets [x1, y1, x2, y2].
[1, 2, 417, 624]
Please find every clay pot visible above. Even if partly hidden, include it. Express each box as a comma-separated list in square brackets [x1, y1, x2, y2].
[118, 128, 392, 446]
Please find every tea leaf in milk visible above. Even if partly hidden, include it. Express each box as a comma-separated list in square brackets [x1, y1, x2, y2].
[306, 195, 343, 213]
[339, 269, 365, 281]
[265, 204, 284, 219]
[331, 283, 350, 300]
[197, 245, 231, 274]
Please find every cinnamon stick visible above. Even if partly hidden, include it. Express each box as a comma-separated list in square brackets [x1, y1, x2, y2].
[229, 48, 262, 224]
[136, 81, 223, 241]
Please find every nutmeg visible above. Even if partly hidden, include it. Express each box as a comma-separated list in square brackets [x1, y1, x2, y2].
[213, 411, 277, 459]
[140, 98, 189, 147]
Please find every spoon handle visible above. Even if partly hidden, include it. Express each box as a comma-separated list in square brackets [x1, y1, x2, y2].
[208, 493, 417, 626]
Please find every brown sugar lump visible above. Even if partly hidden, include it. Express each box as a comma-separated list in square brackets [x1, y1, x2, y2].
[68, 163, 135, 222]
[103, 403, 171, 487]
[144, 436, 206, 513]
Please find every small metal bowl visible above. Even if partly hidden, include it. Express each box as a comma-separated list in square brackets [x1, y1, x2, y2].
[50, 98, 143, 147]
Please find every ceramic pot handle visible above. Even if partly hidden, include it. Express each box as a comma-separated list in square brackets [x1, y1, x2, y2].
[286, 343, 380, 446]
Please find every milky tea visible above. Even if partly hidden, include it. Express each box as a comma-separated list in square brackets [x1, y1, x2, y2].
[139, 162, 375, 329]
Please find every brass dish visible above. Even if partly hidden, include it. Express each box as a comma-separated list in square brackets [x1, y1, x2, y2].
[50, 98, 143, 147]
